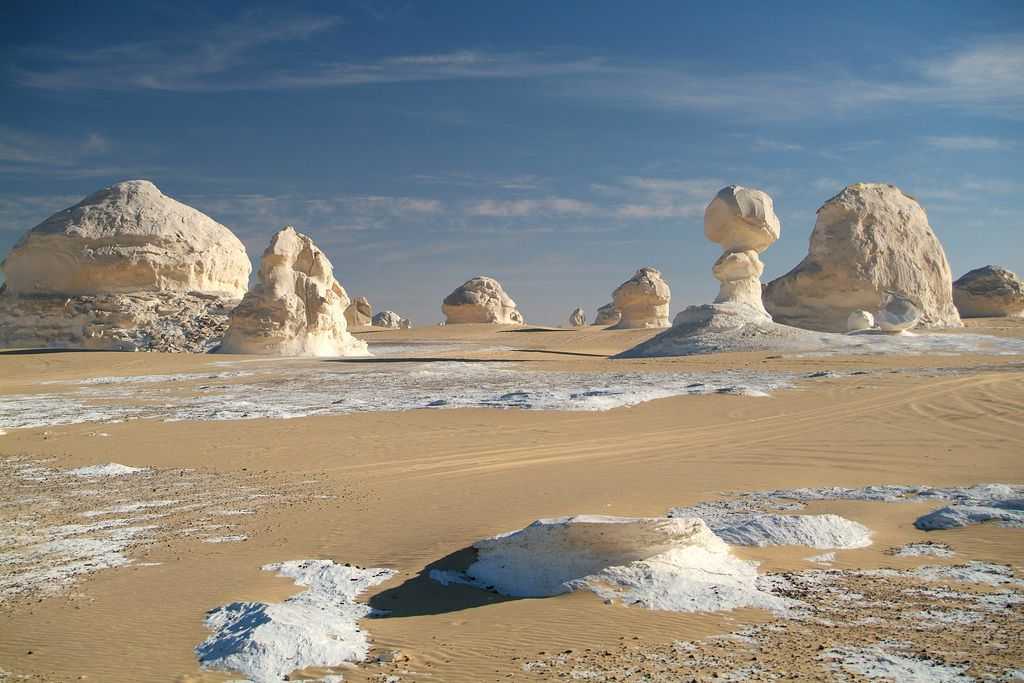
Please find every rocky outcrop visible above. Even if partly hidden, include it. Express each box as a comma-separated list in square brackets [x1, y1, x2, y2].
[220, 227, 367, 356]
[611, 268, 671, 329]
[569, 307, 586, 327]
[953, 266, 1024, 318]
[372, 310, 411, 329]
[0, 291, 236, 352]
[344, 296, 372, 327]
[442, 276, 524, 324]
[846, 310, 875, 332]
[763, 183, 962, 332]
[875, 292, 921, 332]
[1, 180, 250, 298]
[594, 302, 621, 326]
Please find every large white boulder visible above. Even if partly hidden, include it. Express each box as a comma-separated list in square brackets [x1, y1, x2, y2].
[372, 310, 411, 329]
[876, 292, 921, 332]
[593, 302, 621, 326]
[846, 310, 875, 332]
[220, 227, 367, 356]
[764, 183, 962, 332]
[1, 180, 250, 298]
[442, 276, 524, 324]
[611, 267, 671, 329]
[344, 296, 372, 327]
[953, 266, 1024, 318]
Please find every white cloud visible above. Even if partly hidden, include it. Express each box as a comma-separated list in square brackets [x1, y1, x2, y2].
[464, 197, 595, 218]
[753, 139, 803, 152]
[923, 136, 1012, 151]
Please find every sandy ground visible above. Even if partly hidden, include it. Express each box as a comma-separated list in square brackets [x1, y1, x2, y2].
[0, 319, 1022, 682]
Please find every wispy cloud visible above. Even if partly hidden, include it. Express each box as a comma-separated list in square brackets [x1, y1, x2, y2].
[923, 135, 1013, 151]
[463, 197, 595, 218]
[0, 127, 125, 178]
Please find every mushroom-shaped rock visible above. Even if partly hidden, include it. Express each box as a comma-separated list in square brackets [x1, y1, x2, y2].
[569, 307, 586, 327]
[704, 185, 781, 253]
[442, 276, 524, 324]
[220, 227, 368, 357]
[611, 268, 671, 329]
[594, 302, 621, 326]
[763, 183, 962, 332]
[846, 310, 875, 332]
[953, 266, 1024, 318]
[372, 310, 411, 329]
[0, 180, 250, 298]
[344, 296, 372, 327]
[876, 292, 921, 333]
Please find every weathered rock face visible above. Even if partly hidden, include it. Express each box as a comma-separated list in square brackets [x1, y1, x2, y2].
[705, 186, 779, 316]
[763, 183, 962, 332]
[847, 310, 875, 332]
[953, 266, 1024, 318]
[876, 292, 921, 332]
[1, 180, 250, 298]
[344, 296, 372, 327]
[611, 268, 671, 329]
[372, 310, 411, 329]
[594, 302, 621, 326]
[220, 227, 367, 356]
[569, 307, 586, 327]
[0, 291, 236, 352]
[442, 276, 524, 324]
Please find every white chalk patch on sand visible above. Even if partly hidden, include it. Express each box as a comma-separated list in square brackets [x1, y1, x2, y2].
[432, 515, 794, 615]
[889, 542, 955, 558]
[196, 560, 395, 683]
[806, 552, 836, 564]
[81, 500, 179, 517]
[68, 463, 147, 477]
[711, 514, 872, 549]
[823, 642, 974, 682]
[202, 535, 247, 543]
[915, 500, 1024, 530]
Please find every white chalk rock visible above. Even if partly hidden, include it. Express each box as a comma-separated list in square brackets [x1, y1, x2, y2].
[611, 267, 671, 329]
[704, 185, 781, 253]
[569, 307, 586, 327]
[953, 266, 1024, 318]
[372, 310, 411, 329]
[220, 227, 368, 357]
[344, 296, 372, 327]
[594, 302, 621, 326]
[1, 180, 250, 298]
[764, 183, 962, 332]
[442, 276, 524, 324]
[876, 292, 921, 332]
[847, 310, 875, 332]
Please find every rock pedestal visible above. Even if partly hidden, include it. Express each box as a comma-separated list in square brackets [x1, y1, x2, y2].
[220, 227, 367, 357]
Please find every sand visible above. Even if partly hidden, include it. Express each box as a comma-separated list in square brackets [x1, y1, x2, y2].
[0, 319, 1022, 681]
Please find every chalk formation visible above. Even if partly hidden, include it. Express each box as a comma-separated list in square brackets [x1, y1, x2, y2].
[345, 296, 373, 327]
[442, 276, 524, 324]
[372, 310, 412, 329]
[0, 180, 250, 351]
[764, 183, 961, 332]
[611, 267, 671, 329]
[594, 302, 621, 326]
[569, 307, 586, 327]
[953, 266, 1024, 318]
[220, 226, 368, 357]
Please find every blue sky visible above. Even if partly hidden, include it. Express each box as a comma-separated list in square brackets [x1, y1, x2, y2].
[1, 1, 1021, 325]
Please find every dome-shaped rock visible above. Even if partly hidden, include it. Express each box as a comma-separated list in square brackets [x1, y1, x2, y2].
[372, 310, 411, 329]
[876, 292, 921, 333]
[611, 267, 670, 329]
[846, 310, 875, 332]
[953, 266, 1024, 318]
[442, 276, 524, 324]
[594, 302, 621, 326]
[220, 227, 367, 356]
[763, 183, 961, 332]
[1, 180, 250, 298]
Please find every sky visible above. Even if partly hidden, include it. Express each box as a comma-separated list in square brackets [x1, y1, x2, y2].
[1, 0, 1021, 326]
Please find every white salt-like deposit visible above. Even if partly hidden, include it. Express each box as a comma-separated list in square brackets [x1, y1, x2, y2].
[712, 514, 872, 549]
[0, 363, 797, 430]
[824, 642, 975, 682]
[889, 542, 955, 558]
[196, 560, 395, 683]
[431, 515, 794, 614]
[915, 500, 1024, 530]
[68, 463, 147, 477]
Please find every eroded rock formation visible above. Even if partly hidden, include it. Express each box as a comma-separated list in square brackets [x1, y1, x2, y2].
[220, 227, 367, 356]
[372, 310, 411, 329]
[611, 268, 670, 329]
[442, 276, 524, 324]
[594, 302, 621, 326]
[569, 307, 586, 327]
[953, 266, 1024, 318]
[345, 296, 372, 327]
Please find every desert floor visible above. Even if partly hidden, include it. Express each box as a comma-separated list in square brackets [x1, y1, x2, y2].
[1, 318, 1022, 682]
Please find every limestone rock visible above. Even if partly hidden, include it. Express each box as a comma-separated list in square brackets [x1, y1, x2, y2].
[220, 227, 367, 356]
[1, 180, 250, 298]
[953, 266, 1024, 318]
[764, 183, 962, 332]
[704, 185, 780, 253]
[611, 268, 670, 329]
[594, 302, 621, 326]
[876, 292, 921, 333]
[0, 291, 236, 352]
[847, 310, 875, 332]
[442, 276, 524, 324]
[569, 307, 586, 327]
[345, 296, 372, 327]
[372, 310, 411, 329]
